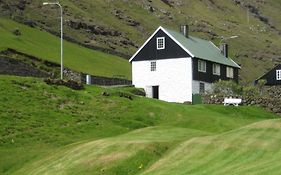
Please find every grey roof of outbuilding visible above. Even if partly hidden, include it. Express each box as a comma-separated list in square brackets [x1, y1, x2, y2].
[163, 27, 240, 68]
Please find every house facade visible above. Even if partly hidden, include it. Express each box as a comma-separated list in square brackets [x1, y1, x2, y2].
[129, 26, 240, 103]
[255, 64, 281, 86]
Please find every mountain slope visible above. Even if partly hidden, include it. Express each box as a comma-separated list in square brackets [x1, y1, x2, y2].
[1, 0, 281, 82]
[0, 18, 131, 79]
[0, 75, 277, 174]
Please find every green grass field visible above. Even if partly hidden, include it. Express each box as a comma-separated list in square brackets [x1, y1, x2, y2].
[0, 18, 131, 79]
[0, 75, 279, 175]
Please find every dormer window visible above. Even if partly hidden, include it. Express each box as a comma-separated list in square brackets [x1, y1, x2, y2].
[157, 37, 165, 50]
[277, 70, 281, 80]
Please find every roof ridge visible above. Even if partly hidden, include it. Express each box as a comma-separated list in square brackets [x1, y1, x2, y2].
[163, 26, 240, 68]
[163, 27, 210, 42]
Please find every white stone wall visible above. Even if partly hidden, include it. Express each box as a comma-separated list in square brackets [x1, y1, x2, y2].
[192, 80, 213, 94]
[132, 57, 193, 103]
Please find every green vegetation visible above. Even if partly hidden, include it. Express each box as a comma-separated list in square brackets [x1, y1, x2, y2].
[0, 18, 131, 79]
[142, 119, 281, 175]
[0, 75, 279, 174]
[1, 0, 281, 82]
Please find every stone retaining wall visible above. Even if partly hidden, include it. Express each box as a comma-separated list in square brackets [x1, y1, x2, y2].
[82, 74, 132, 86]
[203, 86, 281, 115]
[0, 49, 132, 86]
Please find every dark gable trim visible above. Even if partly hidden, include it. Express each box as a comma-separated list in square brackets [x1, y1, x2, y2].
[255, 64, 281, 86]
[193, 58, 239, 83]
[131, 29, 191, 61]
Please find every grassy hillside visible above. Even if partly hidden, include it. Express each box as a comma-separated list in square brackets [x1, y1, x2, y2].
[0, 75, 278, 174]
[1, 0, 281, 82]
[15, 120, 281, 175]
[142, 119, 281, 175]
[0, 18, 131, 79]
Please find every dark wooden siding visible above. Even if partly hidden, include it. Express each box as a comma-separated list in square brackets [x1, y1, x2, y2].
[255, 64, 281, 86]
[192, 58, 239, 83]
[132, 29, 191, 61]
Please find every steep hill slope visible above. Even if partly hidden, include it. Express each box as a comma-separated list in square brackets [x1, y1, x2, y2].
[0, 18, 131, 79]
[0, 75, 277, 174]
[1, 0, 281, 82]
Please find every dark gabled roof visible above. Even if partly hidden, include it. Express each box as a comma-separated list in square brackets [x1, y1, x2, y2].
[130, 26, 240, 68]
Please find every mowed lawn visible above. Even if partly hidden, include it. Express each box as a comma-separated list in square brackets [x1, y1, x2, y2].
[0, 75, 279, 175]
[0, 18, 131, 79]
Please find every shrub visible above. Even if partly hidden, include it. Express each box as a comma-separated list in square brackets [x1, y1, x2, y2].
[256, 79, 267, 95]
[11, 28, 22, 36]
[212, 80, 242, 96]
[129, 88, 146, 96]
[243, 85, 258, 97]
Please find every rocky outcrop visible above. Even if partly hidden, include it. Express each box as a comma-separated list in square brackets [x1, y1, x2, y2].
[113, 9, 140, 27]
[44, 78, 84, 90]
[66, 20, 121, 37]
[0, 56, 49, 78]
[232, 0, 281, 35]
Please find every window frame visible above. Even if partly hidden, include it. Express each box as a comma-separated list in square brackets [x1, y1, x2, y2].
[150, 61, 156, 72]
[199, 82, 205, 94]
[198, 60, 206, 73]
[213, 63, 221, 75]
[156, 37, 165, 50]
[277, 70, 281, 80]
[226, 67, 234, 78]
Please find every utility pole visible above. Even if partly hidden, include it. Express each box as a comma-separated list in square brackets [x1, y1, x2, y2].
[43, 2, 64, 80]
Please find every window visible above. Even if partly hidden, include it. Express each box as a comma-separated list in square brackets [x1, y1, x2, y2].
[213, 63, 220, 75]
[226, 67, 234, 78]
[157, 37, 165, 50]
[198, 60, 206, 72]
[199, 82, 205, 94]
[277, 70, 281, 80]
[151, 61, 156, 71]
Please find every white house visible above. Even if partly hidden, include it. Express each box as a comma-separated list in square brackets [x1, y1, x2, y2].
[129, 25, 240, 103]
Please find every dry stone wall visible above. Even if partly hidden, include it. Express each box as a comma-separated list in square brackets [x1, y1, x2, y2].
[203, 86, 281, 116]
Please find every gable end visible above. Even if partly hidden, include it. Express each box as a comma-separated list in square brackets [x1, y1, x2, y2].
[129, 27, 192, 62]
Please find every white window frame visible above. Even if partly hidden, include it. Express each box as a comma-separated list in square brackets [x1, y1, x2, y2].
[156, 37, 165, 50]
[277, 70, 281, 80]
[150, 61, 156, 71]
[213, 63, 220, 75]
[198, 60, 206, 73]
[226, 67, 234, 78]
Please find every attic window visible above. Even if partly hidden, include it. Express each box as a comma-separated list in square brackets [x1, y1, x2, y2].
[157, 37, 165, 50]
[277, 70, 281, 80]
